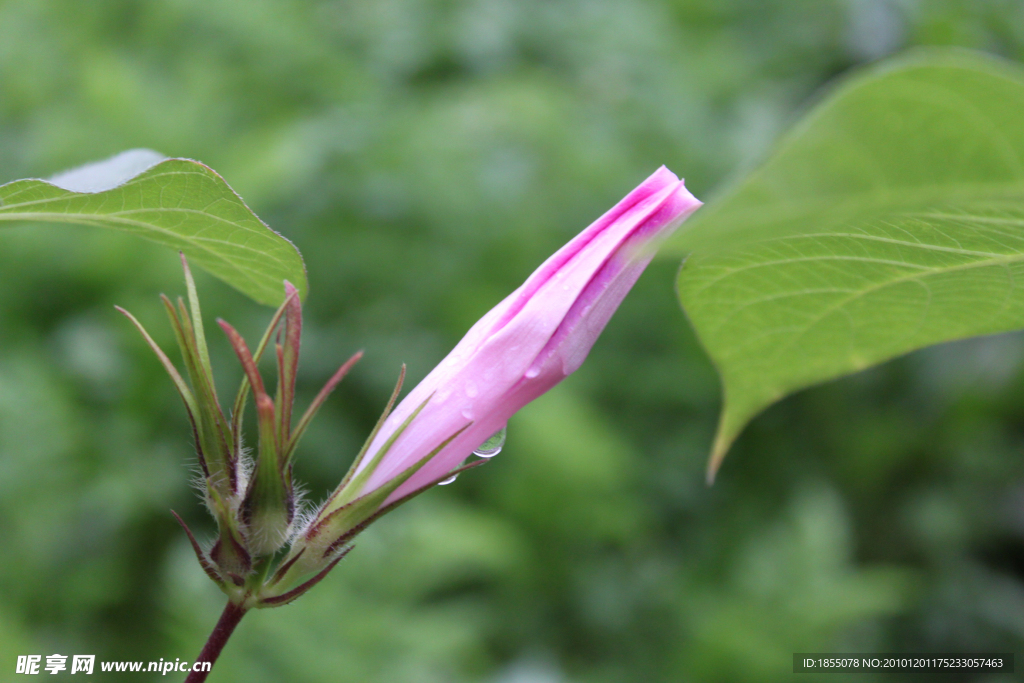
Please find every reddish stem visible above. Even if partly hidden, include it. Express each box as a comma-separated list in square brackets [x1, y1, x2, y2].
[184, 601, 247, 683]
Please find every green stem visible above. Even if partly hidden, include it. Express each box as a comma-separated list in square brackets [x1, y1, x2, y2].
[184, 601, 247, 683]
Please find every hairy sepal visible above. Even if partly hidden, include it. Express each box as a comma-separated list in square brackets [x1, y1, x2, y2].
[268, 421, 469, 594]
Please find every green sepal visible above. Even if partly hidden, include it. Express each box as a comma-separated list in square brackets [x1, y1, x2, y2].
[267, 419, 468, 595]
[230, 288, 294, 453]
[257, 546, 353, 608]
[207, 485, 252, 578]
[180, 253, 215, 393]
[163, 291, 236, 496]
[115, 306, 207, 476]
[241, 393, 293, 557]
[320, 387, 428, 516]
[322, 363, 402, 494]
[219, 319, 294, 557]
[171, 510, 227, 589]
[276, 281, 302, 451]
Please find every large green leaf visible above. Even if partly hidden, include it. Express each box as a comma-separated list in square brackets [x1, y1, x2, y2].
[671, 50, 1024, 479]
[0, 150, 306, 305]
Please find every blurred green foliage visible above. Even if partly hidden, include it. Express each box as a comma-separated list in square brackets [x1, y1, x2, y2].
[1, 0, 1024, 681]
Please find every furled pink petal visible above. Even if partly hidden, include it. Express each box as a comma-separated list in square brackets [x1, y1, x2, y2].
[357, 167, 701, 505]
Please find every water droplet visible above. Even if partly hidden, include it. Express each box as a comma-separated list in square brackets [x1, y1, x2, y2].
[474, 425, 506, 458]
[465, 380, 478, 398]
[525, 367, 540, 379]
[461, 408, 474, 420]
[438, 474, 458, 485]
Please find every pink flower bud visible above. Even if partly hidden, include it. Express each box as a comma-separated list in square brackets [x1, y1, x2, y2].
[359, 167, 701, 504]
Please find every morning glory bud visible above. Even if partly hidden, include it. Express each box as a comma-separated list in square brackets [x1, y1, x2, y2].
[267, 167, 700, 600]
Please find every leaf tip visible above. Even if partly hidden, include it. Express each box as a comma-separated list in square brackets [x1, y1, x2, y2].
[705, 426, 736, 486]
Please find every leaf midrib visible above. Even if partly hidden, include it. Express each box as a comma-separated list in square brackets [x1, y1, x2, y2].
[688, 228, 1020, 300]
[0, 211, 291, 261]
[0, 212, 272, 294]
[736, 246, 1021, 369]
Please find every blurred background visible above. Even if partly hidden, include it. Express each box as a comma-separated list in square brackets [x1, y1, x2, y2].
[2, 0, 1024, 680]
